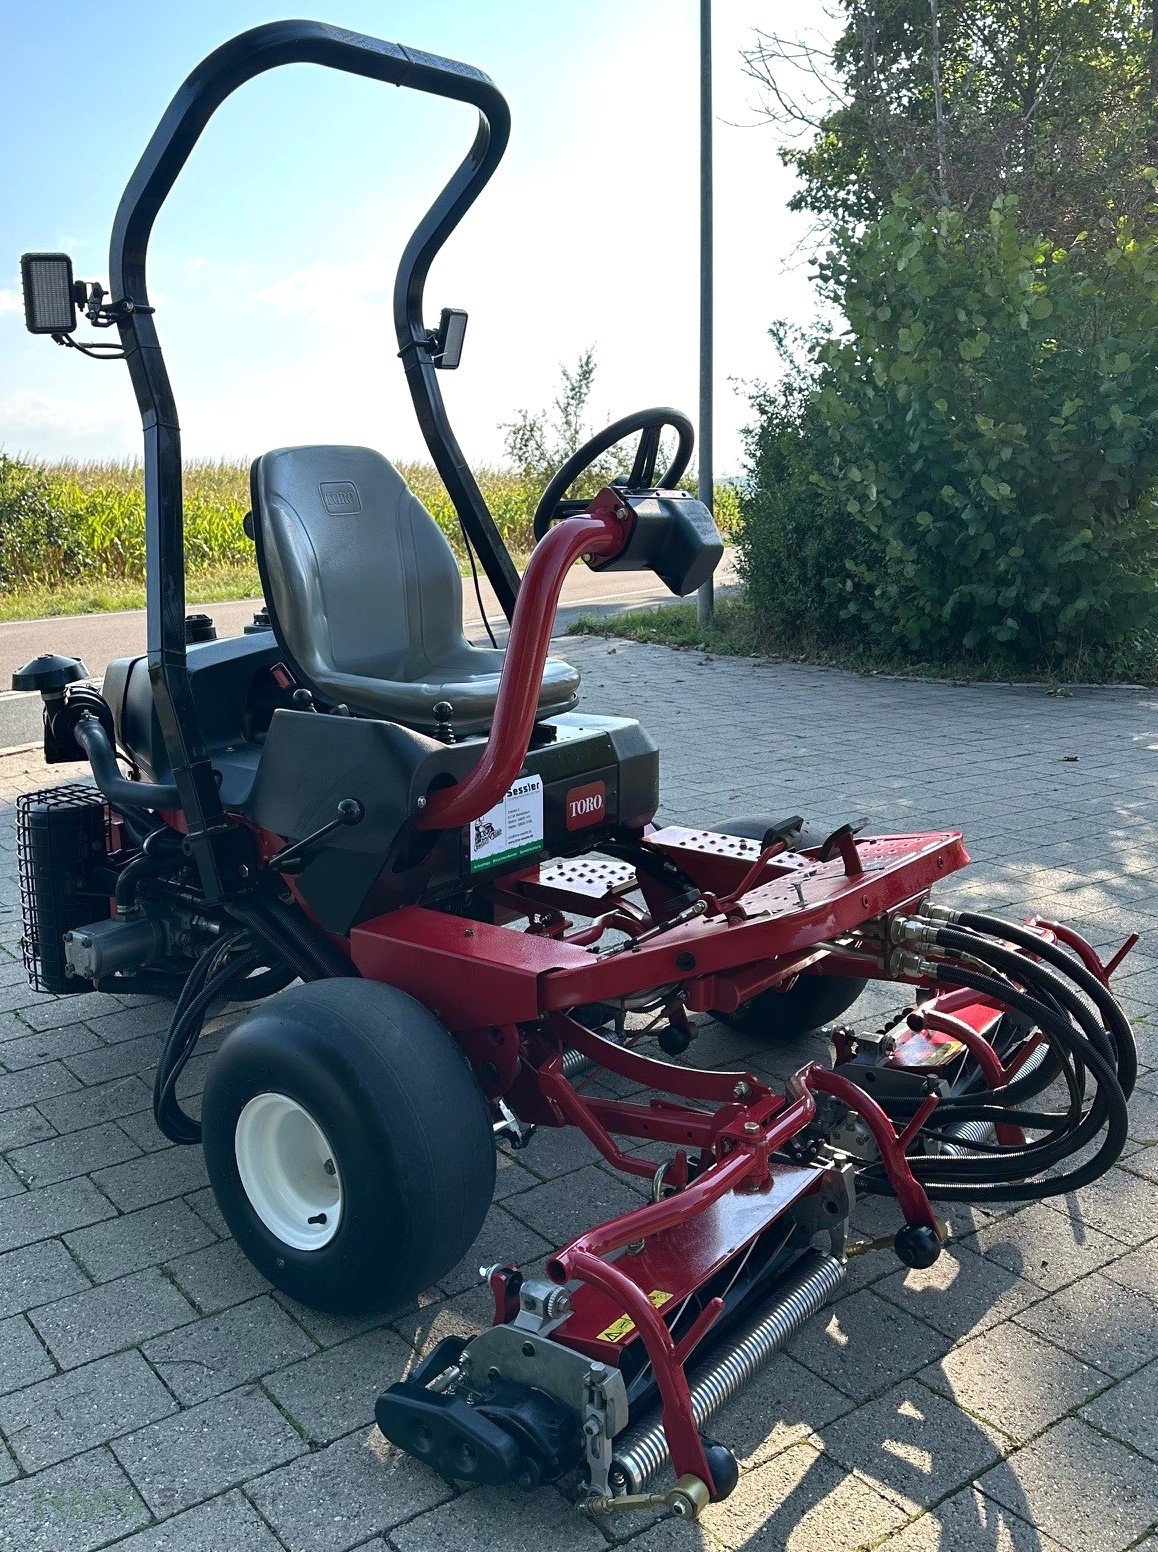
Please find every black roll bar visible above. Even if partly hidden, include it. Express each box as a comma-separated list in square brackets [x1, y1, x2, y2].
[106, 21, 522, 897]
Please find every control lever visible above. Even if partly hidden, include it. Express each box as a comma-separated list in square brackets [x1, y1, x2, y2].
[268, 798, 365, 874]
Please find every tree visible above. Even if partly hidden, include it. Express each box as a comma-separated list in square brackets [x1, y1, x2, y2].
[501, 348, 604, 491]
[746, 1, 1158, 244]
[740, 197, 1158, 667]
[501, 348, 683, 499]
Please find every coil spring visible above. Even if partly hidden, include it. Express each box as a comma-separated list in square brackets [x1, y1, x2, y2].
[610, 1248, 846, 1494]
[937, 1119, 998, 1156]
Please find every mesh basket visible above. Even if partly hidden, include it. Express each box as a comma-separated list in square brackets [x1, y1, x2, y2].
[16, 782, 112, 994]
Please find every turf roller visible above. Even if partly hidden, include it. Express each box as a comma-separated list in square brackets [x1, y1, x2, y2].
[608, 1249, 846, 1496]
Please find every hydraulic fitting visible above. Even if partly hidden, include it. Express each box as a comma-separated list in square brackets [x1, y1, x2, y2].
[888, 916, 940, 949]
[888, 947, 937, 981]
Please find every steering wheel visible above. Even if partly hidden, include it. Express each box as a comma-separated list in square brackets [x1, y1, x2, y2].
[532, 407, 695, 542]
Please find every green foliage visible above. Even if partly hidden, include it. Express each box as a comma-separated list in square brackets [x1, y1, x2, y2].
[0, 457, 541, 600]
[569, 596, 760, 656]
[502, 347, 618, 497]
[737, 327, 868, 643]
[0, 451, 741, 613]
[753, 0, 1158, 245]
[501, 348, 701, 510]
[742, 197, 1158, 668]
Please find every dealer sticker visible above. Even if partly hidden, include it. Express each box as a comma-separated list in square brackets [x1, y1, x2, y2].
[468, 774, 544, 873]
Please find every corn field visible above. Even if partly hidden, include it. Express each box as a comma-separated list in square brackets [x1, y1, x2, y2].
[0, 453, 739, 596]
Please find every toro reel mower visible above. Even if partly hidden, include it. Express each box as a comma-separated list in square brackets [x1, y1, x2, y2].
[13, 22, 1137, 1524]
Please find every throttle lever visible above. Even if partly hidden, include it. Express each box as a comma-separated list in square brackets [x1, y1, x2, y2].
[268, 798, 365, 874]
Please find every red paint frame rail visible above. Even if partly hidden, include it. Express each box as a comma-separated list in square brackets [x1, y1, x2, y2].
[418, 500, 629, 831]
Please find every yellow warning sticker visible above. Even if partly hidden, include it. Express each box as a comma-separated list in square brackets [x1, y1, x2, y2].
[597, 1290, 674, 1344]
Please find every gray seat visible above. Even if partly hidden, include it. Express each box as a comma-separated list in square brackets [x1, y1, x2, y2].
[251, 445, 580, 737]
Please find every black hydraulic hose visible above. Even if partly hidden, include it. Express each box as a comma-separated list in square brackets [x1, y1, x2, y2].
[858, 928, 1128, 1199]
[153, 933, 233, 1142]
[931, 926, 1117, 1122]
[226, 896, 358, 982]
[903, 962, 1128, 1199]
[934, 924, 1117, 1072]
[229, 962, 297, 1001]
[74, 714, 180, 810]
[955, 909, 1137, 1099]
[923, 963, 1102, 1169]
[156, 890, 356, 1142]
[934, 950, 1087, 1120]
[901, 959, 1085, 1127]
[155, 941, 267, 1144]
[113, 850, 175, 913]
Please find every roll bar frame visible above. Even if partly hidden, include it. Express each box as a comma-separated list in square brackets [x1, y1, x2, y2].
[107, 20, 523, 895]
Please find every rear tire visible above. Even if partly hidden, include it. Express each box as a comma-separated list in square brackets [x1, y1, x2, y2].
[201, 979, 495, 1315]
[711, 815, 868, 1041]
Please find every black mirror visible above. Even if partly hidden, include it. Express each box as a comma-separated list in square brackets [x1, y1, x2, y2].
[434, 307, 467, 370]
[20, 253, 78, 335]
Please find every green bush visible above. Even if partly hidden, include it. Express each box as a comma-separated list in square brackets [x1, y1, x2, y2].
[742, 196, 1158, 668]
[737, 333, 869, 646]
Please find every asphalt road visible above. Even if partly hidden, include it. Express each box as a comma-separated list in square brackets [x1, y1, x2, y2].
[0, 551, 736, 749]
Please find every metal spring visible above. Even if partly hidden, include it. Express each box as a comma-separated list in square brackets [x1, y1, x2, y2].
[561, 1046, 592, 1081]
[937, 1118, 998, 1155]
[610, 1248, 846, 1494]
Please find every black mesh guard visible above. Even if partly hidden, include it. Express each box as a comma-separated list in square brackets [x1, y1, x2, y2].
[16, 783, 111, 993]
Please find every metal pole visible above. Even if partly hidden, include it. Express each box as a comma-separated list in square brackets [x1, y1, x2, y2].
[696, 0, 714, 626]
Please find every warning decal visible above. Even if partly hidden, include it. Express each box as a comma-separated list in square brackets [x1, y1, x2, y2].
[468, 774, 544, 873]
[596, 1289, 674, 1344]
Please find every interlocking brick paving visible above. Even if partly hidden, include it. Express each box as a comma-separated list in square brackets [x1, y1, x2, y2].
[1, 633, 1155, 1551]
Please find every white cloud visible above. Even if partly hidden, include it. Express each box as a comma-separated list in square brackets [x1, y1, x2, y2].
[0, 289, 20, 315]
[257, 254, 390, 318]
[0, 390, 136, 457]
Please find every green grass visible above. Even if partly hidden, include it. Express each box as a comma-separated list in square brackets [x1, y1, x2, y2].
[0, 454, 739, 621]
[0, 563, 264, 623]
[568, 597, 1158, 685]
[0, 455, 536, 621]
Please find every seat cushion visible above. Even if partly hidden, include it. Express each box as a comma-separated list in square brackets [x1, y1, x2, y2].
[305, 648, 581, 736]
[250, 445, 580, 735]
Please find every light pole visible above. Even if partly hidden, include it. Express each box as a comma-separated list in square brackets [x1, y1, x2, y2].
[696, 0, 714, 627]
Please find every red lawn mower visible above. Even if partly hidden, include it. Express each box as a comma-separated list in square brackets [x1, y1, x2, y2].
[13, 22, 1137, 1523]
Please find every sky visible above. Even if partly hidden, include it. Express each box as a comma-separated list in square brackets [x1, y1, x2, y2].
[0, 0, 836, 476]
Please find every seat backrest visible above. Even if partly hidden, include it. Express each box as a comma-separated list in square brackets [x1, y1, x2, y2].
[250, 445, 469, 687]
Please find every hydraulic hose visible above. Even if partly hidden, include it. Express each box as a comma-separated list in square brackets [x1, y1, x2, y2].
[154, 889, 351, 1144]
[954, 909, 1137, 1098]
[872, 959, 1129, 1201]
[856, 917, 1131, 1203]
[226, 895, 357, 981]
[934, 924, 1118, 1076]
[74, 714, 180, 810]
[153, 931, 244, 1143]
[925, 966, 1122, 1179]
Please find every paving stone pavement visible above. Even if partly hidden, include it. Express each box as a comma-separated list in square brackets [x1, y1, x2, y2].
[0, 632, 1156, 1552]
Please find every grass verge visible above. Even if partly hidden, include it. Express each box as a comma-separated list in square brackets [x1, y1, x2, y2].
[567, 597, 1158, 686]
[0, 564, 265, 623]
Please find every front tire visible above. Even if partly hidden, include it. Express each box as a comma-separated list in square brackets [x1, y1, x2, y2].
[711, 815, 868, 1041]
[202, 979, 495, 1315]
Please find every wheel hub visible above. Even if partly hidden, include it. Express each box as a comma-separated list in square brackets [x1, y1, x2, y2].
[234, 1092, 343, 1250]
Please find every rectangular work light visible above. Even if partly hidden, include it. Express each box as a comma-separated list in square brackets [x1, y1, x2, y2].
[435, 307, 468, 370]
[20, 253, 78, 335]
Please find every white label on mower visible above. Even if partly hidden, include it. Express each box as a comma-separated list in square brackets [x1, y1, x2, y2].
[468, 774, 544, 873]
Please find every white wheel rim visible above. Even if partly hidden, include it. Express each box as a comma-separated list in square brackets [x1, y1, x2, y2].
[234, 1092, 343, 1251]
